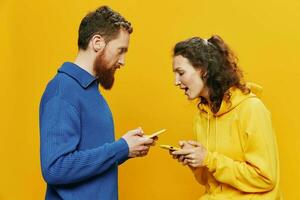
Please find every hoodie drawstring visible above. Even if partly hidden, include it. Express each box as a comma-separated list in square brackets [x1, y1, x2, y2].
[206, 113, 218, 152]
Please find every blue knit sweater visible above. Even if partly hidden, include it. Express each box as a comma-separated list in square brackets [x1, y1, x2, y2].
[39, 62, 129, 200]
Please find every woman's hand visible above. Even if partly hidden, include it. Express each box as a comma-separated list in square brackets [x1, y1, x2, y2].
[169, 141, 194, 165]
[172, 141, 208, 168]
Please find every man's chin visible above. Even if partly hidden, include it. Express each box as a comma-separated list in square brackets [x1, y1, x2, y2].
[99, 79, 115, 90]
[101, 85, 113, 90]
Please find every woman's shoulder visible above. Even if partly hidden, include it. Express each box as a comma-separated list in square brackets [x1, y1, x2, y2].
[238, 95, 270, 117]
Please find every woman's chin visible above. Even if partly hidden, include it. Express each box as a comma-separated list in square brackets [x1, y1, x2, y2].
[186, 94, 196, 100]
[185, 91, 200, 100]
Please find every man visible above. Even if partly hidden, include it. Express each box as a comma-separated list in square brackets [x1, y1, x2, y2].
[39, 6, 155, 200]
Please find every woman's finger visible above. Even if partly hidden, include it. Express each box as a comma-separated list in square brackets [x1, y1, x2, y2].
[172, 149, 192, 155]
[187, 140, 200, 147]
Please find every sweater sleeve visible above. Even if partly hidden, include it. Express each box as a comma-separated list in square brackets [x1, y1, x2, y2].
[203, 98, 278, 193]
[39, 96, 129, 185]
[117, 155, 131, 165]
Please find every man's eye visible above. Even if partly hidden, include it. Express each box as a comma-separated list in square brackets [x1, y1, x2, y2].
[119, 49, 126, 54]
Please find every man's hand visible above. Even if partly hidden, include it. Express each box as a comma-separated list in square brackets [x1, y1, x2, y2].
[122, 127, 155, 158]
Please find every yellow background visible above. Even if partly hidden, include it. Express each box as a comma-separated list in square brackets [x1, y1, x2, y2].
[1, 0, 300, 199]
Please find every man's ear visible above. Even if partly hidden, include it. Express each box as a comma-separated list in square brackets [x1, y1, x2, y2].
[90, 34, 106, 52]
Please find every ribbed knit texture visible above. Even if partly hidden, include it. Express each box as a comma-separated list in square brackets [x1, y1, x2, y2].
[39, 62, 129, 200]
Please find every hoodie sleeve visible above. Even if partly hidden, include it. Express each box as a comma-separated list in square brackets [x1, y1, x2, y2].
[39, 96, 129, 185]
[203, 98, 278, 193]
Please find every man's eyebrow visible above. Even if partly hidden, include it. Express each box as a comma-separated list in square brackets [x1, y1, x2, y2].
[119, 47, 128, 53]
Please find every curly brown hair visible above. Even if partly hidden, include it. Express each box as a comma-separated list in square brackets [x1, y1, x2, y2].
[78, 6, 133, 50]
[173, 35, 249, 113]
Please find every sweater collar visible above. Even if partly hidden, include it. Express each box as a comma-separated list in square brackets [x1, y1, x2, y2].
[58, 62, 97, 89]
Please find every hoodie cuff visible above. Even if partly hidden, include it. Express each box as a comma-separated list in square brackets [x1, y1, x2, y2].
[203, 151, 217, 172]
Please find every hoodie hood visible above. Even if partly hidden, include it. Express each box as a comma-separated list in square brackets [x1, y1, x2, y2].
[198, 82, 263, 117]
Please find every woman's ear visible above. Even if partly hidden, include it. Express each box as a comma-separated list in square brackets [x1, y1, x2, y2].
[197, 69, 207, 79]
[200, 70, 208, 79]
[90, 34, 106, 52]
[202, 72, 208, 79]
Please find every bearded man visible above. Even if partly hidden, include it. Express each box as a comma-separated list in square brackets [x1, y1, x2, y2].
[39, 6, 155, 200]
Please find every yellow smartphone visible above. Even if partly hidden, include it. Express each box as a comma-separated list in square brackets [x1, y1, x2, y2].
[160, 144, 181, 151]
[145, 129, 166, 139]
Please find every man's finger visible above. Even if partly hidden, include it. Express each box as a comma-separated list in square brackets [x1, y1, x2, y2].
[142, 138, 154, 145]
[129, 128, 144, 136]
[137, 127, 144, 133]
[137, 145, 149, 151]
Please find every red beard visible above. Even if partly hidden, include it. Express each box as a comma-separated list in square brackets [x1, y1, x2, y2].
[93, 51, 117, 90]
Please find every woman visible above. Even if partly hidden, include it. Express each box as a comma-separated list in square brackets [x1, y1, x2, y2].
[171, 35, 282, 199]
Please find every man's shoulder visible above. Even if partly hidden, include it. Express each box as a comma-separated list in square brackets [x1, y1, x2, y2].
[41, 72, 83, 106]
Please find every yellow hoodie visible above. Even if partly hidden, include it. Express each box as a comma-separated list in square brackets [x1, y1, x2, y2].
[193, 84, 282, 200]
